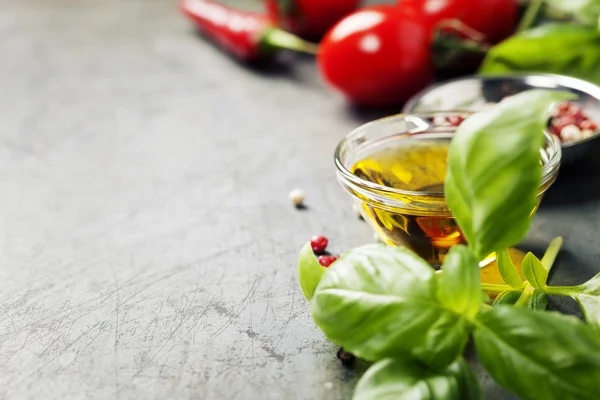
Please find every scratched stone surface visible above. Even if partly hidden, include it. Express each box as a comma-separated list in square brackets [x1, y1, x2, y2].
[1, 1, 600, 399]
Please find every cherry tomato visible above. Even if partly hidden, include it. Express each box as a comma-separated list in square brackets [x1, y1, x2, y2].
[266, 0, 362, 41]
[318, 6, 433, 107]
[397, 0, 517, 44]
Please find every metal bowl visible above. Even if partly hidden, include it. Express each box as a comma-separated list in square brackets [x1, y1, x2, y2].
[403, 74, 600, 163]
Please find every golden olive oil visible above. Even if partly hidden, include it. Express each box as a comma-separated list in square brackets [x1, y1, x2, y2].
[351, 137, 464, 265]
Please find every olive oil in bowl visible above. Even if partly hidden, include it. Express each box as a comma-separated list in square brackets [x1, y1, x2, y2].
[335, 113, 561, 266]
[350, 135, 462, 265]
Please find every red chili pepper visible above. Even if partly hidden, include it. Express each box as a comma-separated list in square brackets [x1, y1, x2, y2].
[265, 0, 362, 41]
[179, 0, 316, 62]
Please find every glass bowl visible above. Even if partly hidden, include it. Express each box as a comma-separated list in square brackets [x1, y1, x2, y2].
[335, 112, 562, 266]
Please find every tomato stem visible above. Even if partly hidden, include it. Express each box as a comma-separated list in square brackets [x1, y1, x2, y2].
[262, 28, 318, 55]
[517, 0, 544, 32]
[435, 34, 490, 54]
[436, 19, 488, 43]
[431, 19, 491, 71]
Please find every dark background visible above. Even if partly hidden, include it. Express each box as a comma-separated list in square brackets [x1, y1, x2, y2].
[1, 0, 598, 398]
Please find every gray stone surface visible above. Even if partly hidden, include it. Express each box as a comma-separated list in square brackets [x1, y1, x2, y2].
[0, 1, 599, 399]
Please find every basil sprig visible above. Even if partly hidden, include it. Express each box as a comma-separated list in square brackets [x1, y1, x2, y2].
[298, 90, 600, 399]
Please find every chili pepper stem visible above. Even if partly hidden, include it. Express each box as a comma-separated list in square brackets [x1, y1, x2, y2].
[261, 28, 318, 55]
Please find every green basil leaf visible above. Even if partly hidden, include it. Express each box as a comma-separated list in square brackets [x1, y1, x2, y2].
[437, 245, 482, 319]
[298, 241, 325, 301]
[479, 24, 600, 85]
[575, 295, 600, 327]
[492, 290, 524, 307]
[546, 0, 600, 26]
[496, 248, 525, 289]
[521, 252, 548, 289]
[572, 272, 600, 326]
[528, 289, 548, 311]
[445, 90, 576, 261]
[474, 307, 600, 400]
[353, 357, 482, 400]
[311, 244, 469, 368]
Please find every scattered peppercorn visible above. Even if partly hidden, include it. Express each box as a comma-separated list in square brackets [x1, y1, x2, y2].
[310, 235, 328, 254]
[336, 347, 356, 366]
[318, 255, 338, 267]
[289, 188, 305, 207]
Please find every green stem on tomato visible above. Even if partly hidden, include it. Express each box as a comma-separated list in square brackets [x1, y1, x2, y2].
[517, 0, 544, 32]
[436, 19, 488, 43]
[481, 283, 512, 293]
[434, 34, 490, 55]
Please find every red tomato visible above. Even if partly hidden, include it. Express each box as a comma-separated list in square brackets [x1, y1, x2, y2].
[266, 0, 362, 41]
[397, 0, 517, 44]
[318, 6, 433, 107]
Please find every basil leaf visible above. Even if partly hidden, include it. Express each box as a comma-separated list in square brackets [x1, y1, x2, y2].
[575, 294, 600, 327]
[474, 307, 600, 400]
[353, 357, 482, 400]
[546, 0, 600, 26]
[479, 24, 600, 85]
[492, 290, 523, 306]
[572, 272, 600, 326]
[521, 252, 548, 289]
[497, 248, 524, 289]
[298, 241, 325, 301]
[528, 289, 548, 311]
[311, 244, 469, 368]
[445, 89, 576, 261]
[437, 245, 482, 319]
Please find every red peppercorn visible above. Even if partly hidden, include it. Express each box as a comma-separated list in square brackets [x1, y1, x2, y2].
[310, 235, 329, 254]
[567, 103, 583, 116]
[446, 116, 465, 127]
[553, 116, 576, 133]
[556, 101, 571, 114]
[580, 119, 598, 131]
[318, 255, 338, 267]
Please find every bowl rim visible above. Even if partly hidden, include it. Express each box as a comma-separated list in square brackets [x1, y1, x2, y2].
[334, 112, 562, 201]
[402, 73, 600, 148]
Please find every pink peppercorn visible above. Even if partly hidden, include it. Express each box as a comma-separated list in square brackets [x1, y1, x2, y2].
[310, 235, 328, 254]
